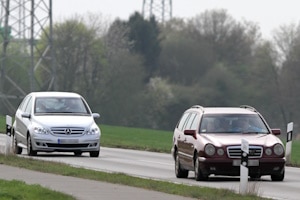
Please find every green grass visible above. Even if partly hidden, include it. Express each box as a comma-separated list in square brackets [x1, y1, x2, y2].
[0, 179, 75, 200]
[0, 155, 267, 200]
[101, 125, 173, 152]
[287, 140, 300, 166]
[0, 116, 7, 133]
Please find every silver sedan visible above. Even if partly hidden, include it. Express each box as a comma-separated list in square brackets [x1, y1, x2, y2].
[12, 91, 101, 157]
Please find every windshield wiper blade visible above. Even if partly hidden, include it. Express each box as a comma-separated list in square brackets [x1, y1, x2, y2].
[243, 131, 268, 134]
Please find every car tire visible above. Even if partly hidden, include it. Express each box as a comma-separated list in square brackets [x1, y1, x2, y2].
[13, 134, 22, 155]
[90, 151, 99, 157]
[175, 153, 188, 178]
[250, 174, 261, 180]
[27, 135, 37, 156]
[74, 151, 82, 156]
[194, 155, 208, 181]
[271, 168, 285, 181]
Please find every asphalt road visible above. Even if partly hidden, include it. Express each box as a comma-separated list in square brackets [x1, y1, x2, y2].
[29, 147, 300, 200]
[0, 134, 195, 200]
[2, 134, 300, 200]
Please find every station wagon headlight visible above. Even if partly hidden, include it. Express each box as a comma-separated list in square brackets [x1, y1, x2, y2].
[265, 148, 272, 156]
[217, 148, 224, 156]
[33, 126, 50, 134]
[273, 143, 284, 156]
[205, 144, 216, 156]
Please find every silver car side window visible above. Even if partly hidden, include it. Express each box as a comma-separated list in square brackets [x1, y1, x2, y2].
[19, 95, 31, 112]
[24, 97, 33, 113]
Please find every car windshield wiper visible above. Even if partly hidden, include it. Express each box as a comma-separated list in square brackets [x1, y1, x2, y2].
[243, 131, 268, 134]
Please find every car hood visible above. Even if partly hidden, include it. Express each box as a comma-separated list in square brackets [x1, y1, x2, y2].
[200, 133, 282, 147]
[32, 115, 95, 127]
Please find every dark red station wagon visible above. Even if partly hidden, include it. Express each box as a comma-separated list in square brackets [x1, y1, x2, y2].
[171, 105, 286, 181]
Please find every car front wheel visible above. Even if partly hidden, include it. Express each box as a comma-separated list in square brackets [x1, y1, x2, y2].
[74, 151, 82, 156]
[175, 153, 188, 178]
[27, 135, 37, 156]
[194, 155, 208, 181]
[13, 134, 22, 154]
[90, 151, 99, 157]
[271, 168, 285, 181]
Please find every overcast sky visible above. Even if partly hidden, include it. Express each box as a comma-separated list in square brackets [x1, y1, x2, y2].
[53, 0, 300, 39]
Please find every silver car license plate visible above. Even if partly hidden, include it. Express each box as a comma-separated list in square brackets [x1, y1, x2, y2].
[57, 138, 78, 144]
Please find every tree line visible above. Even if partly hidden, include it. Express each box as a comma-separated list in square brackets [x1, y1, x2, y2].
[1, 9, 300, 133]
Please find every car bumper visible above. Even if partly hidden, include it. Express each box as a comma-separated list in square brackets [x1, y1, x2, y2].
[198, 157, 285, 177]
[31, 134, 100, 152]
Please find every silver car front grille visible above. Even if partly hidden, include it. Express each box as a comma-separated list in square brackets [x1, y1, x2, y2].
[227, 146, 263, 158]
[51, 127, 85, 136]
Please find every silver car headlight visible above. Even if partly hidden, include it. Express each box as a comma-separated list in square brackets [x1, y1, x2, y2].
[86, 125, 100, 135]
[33, 126, 50, 134]
[204, 144, 216, 156]
[273, 143, 284, 156]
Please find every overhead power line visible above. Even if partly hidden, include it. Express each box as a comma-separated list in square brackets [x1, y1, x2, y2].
[142, 0, 172, 23]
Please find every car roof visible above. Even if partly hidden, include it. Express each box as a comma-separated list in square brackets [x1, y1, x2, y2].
[28, 91, 82, 98]
[188, 106, 257, 115]
[204, 107, 256, 114]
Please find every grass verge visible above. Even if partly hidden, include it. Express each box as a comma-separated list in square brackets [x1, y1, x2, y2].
[0, 154, 267, 200]
[0, 179, 75, 200]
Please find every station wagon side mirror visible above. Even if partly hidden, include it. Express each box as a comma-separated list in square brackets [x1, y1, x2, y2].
[184, 129, 197, 139]
[271, 129, 281, 135]
[92, 113, 100, 118]
[21, 113, 31, 119]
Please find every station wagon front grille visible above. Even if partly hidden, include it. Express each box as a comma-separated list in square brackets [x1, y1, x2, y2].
[51, 127, 85, 136]
[227, 146, 263, 158]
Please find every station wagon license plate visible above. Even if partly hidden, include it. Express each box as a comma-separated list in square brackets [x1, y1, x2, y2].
[232, 159, 259, 166]
[57, 138, 78, 144]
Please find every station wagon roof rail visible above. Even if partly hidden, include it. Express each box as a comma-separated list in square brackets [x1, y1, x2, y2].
[190, 105, 204, 111]
[239, 105, 257, 112]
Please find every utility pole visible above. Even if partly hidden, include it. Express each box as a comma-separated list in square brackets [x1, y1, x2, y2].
[142, 0, 172, 23]
[0, 0, 54, 114]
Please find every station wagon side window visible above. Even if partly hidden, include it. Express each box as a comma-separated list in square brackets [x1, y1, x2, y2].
[177, 112, 190, 131]
[190, 114, 200, 130]
[185, 113, 196, 130]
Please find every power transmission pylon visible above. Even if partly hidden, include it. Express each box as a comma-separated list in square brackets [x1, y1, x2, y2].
[142, 0, 172, 23]
[0, 0, 55, 114]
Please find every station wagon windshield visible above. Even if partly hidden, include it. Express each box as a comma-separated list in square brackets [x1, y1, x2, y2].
[199, 114, 269, 134]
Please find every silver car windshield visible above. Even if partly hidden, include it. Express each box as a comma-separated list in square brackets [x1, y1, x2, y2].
[34, 97, 89, 115]
[199, 114, 269, 134]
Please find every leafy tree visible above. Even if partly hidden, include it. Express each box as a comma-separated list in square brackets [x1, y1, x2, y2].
[274, 23, 300, 128]
[141, 77, 175, 129]
[96, 19, 146, 127]
[124, 12, 161, 79]
[96, 50, 146, 126]
[190, 9, 260, 68]
[197, 63, 243, 106]
[38, 16, 106, 102]
[158, 18, 213, 85]
[0, 34, 31, 114]
[246, 41, 285, 128]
